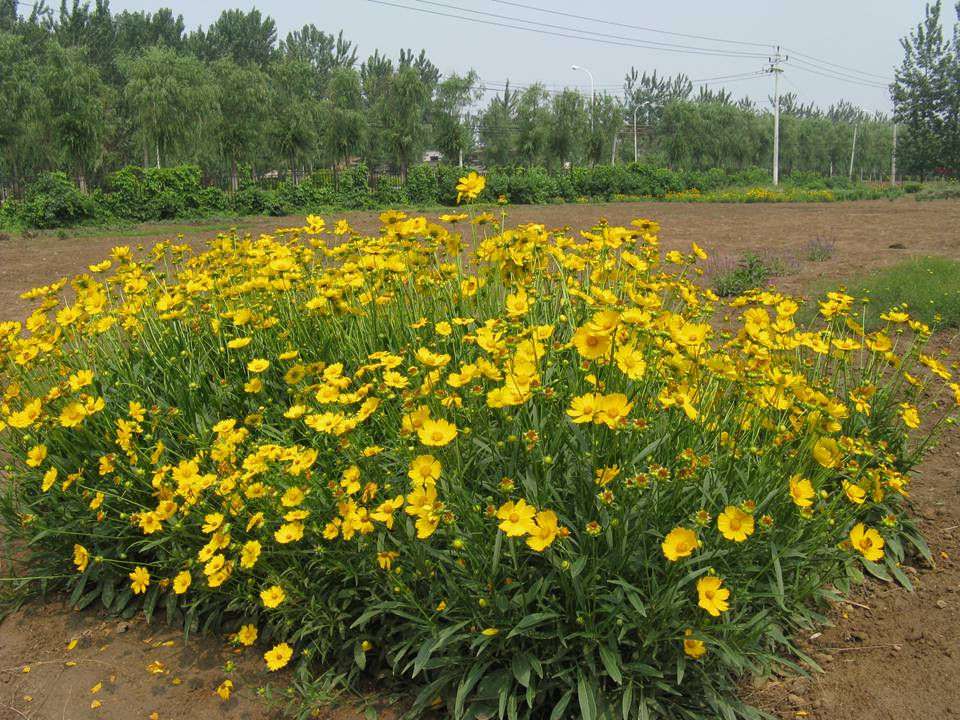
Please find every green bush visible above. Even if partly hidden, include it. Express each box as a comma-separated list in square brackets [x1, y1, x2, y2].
[914, 183, 960, 201]
[405, 164, 439, 205]
[19, 172, 100, 228]
[844, 256, 960, 328]
[336, 163, 372, 209]
[712, 253, 786, 297]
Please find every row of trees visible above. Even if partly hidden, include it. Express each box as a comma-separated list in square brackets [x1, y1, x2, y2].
[0, 0, 926, 194]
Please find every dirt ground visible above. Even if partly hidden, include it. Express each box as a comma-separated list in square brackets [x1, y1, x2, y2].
[1, 198, 959, 720]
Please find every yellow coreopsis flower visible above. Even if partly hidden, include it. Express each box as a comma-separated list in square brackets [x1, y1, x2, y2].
[417, 418, 458, 447]
[215, 679, 233, 701]
[73, 544, 90, 573]
[240, 540, 262, 569]
[849, 523, 884, 562]
[525, 510, 560, 552]
[683, 629, 707, 659]
[236, 624, 258, 646]
[455, 171, 485, 204]
[661, 527, 699, 561]
[173, 571, 192, 595]
[247, 358, 270, 374]
[26, 445, 47, 468]
[789, 475, 815, 508]
[496, 499, 537, 537]
[264, 642, 293, 671]
[129, 566, 150, 595]
[260, 585, 286, 608]
[716, 506, 755, 542]
[696, 576, 730, 617]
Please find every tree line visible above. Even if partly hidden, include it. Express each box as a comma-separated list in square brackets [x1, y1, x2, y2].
[1, 0, 954, 195]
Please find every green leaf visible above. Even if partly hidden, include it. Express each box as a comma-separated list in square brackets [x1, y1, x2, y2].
[598, 644, 622, 684]
[577, 671, 597, 720]
[101, 579, 115, 610]
[511, 653, 532, 688]
[354, 642, 367, 670]
[549, 690, 573, 720]
[507, 612, 558, 639]
[454, 662, 489, 718]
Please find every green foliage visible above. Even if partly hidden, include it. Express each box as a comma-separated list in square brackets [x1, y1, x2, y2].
[712, 253, 785, 297]
[19, 172, 99, 228]
[914, 182, 960, 201]
[844, 256, 960, 329]
[405, 164, 439, 205]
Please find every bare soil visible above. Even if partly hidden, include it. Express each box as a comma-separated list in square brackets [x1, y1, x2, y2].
[1, 198, 959, 720]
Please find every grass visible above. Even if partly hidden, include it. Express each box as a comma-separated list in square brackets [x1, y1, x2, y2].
[810, 256, 960, 329]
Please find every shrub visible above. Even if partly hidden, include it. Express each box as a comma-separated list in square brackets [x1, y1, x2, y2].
[405, 165, 439, 205]
[335, 162, 372, 209]
[902, 181, 923, 194]
[914, 183, 960, 201]
[711, 252, 786, 296]
[105, 165, 222, 221]
[0, 201, 950, 720]
[803, 237, 836, 262]
[19, 172, 100, 228]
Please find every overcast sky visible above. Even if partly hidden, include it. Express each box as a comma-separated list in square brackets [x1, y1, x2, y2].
[107, 0, 945, 114]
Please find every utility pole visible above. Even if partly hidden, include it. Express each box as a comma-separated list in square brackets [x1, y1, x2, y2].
[891, 123, 897, 186]
[766, 47, 786, 186]
[633, 105, 639, 163]
[848, 124, 858, 181]
[571, 65, 595, 131]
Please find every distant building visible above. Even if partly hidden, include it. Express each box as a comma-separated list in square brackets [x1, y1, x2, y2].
[422, 149, 444, 164]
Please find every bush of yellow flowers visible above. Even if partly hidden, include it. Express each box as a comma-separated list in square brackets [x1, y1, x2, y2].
[0, 174, 956, 719]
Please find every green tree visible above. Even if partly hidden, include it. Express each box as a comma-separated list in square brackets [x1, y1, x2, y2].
[120, 46, 216, 167]
[548, 89, 587, 167]
[383, 66, 430, 178]
[431, 71, 480, 165]
[213, 57, 270, 189]
[322, 67, 367, 172]
[892, 1, 955, 177]
[0, 31, 42, 191]
[40, 41, 109, 190]
[267, 57, 321, 180]
[513, 84, 551, 165]
[190, 8, 276, 67]
[479, 83, 517, 166]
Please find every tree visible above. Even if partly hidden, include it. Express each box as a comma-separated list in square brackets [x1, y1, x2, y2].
[267, 57, 321, 180]
[549, 90, 587, 167]
[513, 84, 551, 165]
[431, 71, 480, 165]
[120, 46, 216, 167]
[0, 31, 42, 191]
[383, 66, 430, 178]
[40, 41, 109, 190]
[280, 25, 356, 91]
[322, 67, 367, 172]
[479, 83, 517, 166]
[891, 1, 956, 177]
[190, 8, 276, 67]
[213, 58, 270, 189]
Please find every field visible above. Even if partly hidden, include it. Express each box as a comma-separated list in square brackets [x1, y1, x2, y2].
[0, 197, 959, 720]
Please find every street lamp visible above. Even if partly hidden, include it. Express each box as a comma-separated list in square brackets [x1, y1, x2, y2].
[571, 64, 595, 131]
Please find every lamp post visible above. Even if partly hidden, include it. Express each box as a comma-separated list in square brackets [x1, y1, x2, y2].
[571, 64, 595, 131]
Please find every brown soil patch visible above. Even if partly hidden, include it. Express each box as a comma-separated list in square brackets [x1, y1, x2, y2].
[1, 199, 959, 720]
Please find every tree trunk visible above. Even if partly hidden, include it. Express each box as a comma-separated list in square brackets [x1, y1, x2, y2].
[143, 142, 150, 169]
[230, 158, 239, 193]
[156, 141, 161, 169]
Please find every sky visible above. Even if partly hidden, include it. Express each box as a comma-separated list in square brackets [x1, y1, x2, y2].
[105, 0, 944, 114]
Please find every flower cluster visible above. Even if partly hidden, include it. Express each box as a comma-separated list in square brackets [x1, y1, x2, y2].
[0, 179, 955, 718]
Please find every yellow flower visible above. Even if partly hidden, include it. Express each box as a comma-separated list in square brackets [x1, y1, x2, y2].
[73, 544, 90, 573]
[596, 393, 633, 429]
[455, 171, 486, 203]
[173, 571, 192, 595]
[900, 403, 920, 429]
[496, 499, 537, 537]
[812, 437, 841, 468]
[274, 521, 304, 544]
[260, 585, 285, 608]
[59, 402, 88, 428]
[571, 325, 611, 360]
[215, 679, 233, 701]
[789, 475, 815, 508]
[566, 393, 600, 424]
[849, 523, 884, 562]
[408, 454, 442, 484]
[247, 358, 270, 373]
[264, 642, 293, 671]
[683, 628, 707, 659]
[236, 624, 258, 646]
[240, 540, 262, 569]
[525, 510, 560, 552]
[696, 576, 730, 616]
[661, 527, 699, 561]
[129, 566, 150, 595]
[26, 445, 47, 468]
[716, 506, 755, 542]
[417, 418, 458, 447]
[41, 467, 58, 492]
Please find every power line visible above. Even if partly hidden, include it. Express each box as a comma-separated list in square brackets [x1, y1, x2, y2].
[788, 58, 889, 89]
[364, 0, 771, 59]
[408, 0, 771, 58]
[482, 0, 775, 50]
[782, 47, 892, 82]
